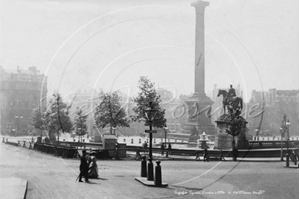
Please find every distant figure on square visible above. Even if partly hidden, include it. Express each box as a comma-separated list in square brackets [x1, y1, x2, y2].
[203, 148, 209, 162]
[142, 141, 148, 149]
[142, 141, 148, 155]
[161, 143, 165, 155]
[168, 143, 172, 155]
[219, 149, 225, 161]
[78, 150, 89, 182]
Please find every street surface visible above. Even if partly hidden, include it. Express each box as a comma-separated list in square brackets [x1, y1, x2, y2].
[0, 142, 298, 199]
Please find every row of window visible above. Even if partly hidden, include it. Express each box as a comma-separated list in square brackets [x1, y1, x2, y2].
[9, 101, 37, 108]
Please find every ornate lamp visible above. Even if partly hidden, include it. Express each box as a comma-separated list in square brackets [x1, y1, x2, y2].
[143, 102, 158, 123]
[143, 101, 158, 182]
[255, 128, 259, 141]
[286, 120, 290, 128]
[112, 126, 117, 135]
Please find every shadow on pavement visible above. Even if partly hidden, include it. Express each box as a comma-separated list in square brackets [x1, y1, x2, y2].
[85, 181, 98, 184]
[172, 185, 202, 191]
[238, 159, 281, 162]
[92, 177, 108, 180]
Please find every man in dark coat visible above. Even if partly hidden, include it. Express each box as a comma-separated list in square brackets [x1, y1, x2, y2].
[203, 148, 209, 162]
[79, 150, 89, 182]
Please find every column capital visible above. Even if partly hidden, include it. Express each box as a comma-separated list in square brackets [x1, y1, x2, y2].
[191, 0, 209, 12]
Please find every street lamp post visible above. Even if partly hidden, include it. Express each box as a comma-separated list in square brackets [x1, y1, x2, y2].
[144, 102, 158, 160]
[280, 127, 284, 161]
[143, 102, 158, 181]
[286, 120, 290, 167]
[164, 125, 168, 148]
[164, 125, 168, 158]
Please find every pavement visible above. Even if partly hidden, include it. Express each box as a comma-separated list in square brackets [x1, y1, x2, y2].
[0, 177, 28, 199]
[0, 137, 299, 199]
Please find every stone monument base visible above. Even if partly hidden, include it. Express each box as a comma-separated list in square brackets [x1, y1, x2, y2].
[215, 114, 249, 149]
[214, 133, 235, 149]
[181, 93, 216, 142]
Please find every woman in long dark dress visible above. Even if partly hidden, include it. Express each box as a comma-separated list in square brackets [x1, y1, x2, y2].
[88, 153, 99, 178]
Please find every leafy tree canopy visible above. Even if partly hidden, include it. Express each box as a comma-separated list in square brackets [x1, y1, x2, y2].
[94, 91, 130, 134]
[74, 108, 88, 137]
[132, 76, 166, 128]
[44, 92, 73, 136]
[32, 106, 46, 131]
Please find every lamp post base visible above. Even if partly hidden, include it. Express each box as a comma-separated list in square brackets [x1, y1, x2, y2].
[286, 153, 290, 167]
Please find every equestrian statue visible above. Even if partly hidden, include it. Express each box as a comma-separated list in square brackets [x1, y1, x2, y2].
[217, 85, 243, 115]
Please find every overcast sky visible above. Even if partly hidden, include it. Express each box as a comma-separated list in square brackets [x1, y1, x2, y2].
[0, 0, 298, 102]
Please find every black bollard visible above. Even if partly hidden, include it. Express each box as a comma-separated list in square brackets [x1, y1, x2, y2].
[147, 158, 154, 181]
[154, 161, 162, 186]
[2, 137, 5, 143]
[286, 153, 289, 167]
[141, 156, 147, 177]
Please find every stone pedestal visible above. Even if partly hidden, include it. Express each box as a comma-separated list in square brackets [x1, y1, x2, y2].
[181, 94, 216, 142]
[214, 120, 235, 149]
[215, 115, 249, 149]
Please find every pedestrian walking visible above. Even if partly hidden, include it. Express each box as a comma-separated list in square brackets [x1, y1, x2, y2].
[142, 141, 148, 155]
[167, 143, 172, 156]
[219, 150, 225, 161]
[203, 148, 209, 162]
[78, 150, 89, 183]
[161, 143, 165, 155]
[233, 148, 238, 161]
[142, 141, 148, 149]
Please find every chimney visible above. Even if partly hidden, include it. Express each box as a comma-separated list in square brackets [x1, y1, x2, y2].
[29, 66, 37, 74]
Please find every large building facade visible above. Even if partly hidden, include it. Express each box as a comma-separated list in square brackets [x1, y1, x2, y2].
[0, 66, 47, 135]
[247, 89, 299, 136]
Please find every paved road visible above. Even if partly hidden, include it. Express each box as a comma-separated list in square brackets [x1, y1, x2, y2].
[0, 142, 298, 199]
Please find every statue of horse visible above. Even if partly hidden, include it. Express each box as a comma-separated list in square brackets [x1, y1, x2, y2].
[217, 89, 243, 114]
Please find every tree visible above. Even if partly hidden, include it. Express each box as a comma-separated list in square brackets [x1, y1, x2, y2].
[94, 91, 130, 134]
[31, 106, 46, 139]
[132, 76, 166, 128]
[74, 108, 88, 142]
[219, 100, 247, 161]
[225, 115, 246, 139]
[44, 92, 73, 143]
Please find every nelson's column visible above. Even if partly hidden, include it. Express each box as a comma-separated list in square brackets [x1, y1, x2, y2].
[181, 0, 216, 141]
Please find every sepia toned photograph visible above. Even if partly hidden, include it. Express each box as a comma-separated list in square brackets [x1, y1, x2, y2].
[0, 0, 299, 198]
